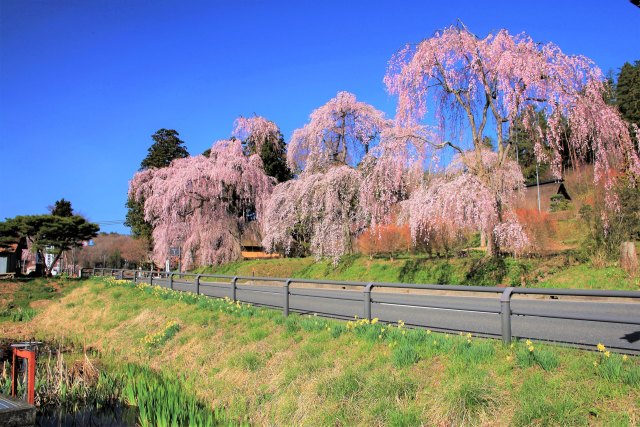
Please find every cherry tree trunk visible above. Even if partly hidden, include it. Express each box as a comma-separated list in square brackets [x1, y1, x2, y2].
[486, 232, 497, 258]
[620, 242, 638, 275]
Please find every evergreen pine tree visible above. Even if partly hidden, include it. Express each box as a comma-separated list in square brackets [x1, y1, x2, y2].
[126, 129, 190, 245]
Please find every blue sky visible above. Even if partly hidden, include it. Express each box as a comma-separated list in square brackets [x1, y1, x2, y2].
[1, 0, 638, 234]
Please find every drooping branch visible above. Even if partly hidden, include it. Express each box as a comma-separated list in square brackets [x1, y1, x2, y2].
[385, 25, 640, 249]
[130, 139, 275, 269]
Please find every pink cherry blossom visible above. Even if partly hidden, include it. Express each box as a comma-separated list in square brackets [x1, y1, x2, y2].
[130, 139, 274, 269]
[232, 115, 281, 153]
[386, 25, 639, 248]
[287, 91, 391, 173]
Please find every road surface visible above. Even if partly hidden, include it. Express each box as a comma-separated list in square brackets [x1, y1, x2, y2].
[143, 278, 640, 353]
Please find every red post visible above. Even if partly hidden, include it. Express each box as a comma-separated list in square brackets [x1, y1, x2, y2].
[10, 351, 16, 398]
[10, 348, 36, 405]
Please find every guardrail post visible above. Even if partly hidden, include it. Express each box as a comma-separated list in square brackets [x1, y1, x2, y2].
[500, 287, 514, 345]
[169, 273, 174, 290]
[232, 276, 237, 301]
[364, 283, 374, 321]
[92, 267, 96, 276]
[150, 273, 154, 287]
[195, 274, 201, 295]
[133, 270, 138, 283]
[118, 269, 124, 280]
[283, 279, 291, 317]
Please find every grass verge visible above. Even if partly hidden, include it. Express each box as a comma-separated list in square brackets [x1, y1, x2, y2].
[1, 277, 638, 426]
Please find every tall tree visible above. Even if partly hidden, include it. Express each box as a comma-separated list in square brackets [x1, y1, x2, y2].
[0, 213, 99, 276]
[616, 60, 640, 129]
[49, 198, 73, 217]
[263, 92, 424, 260]
[140, 129, 189, 169]
[125, 129, 190, 244]
[130, 139, 274, 269]
[385, 24, 640, 255]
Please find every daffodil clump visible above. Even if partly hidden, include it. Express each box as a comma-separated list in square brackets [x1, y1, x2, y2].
[141, 320, 181, 349]
[512, 339, 558, 371]
[594, 343, 639, 386]
[102, 277, 256, 318]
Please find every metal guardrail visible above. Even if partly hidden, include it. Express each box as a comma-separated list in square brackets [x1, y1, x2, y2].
[91, 268, 640, 349]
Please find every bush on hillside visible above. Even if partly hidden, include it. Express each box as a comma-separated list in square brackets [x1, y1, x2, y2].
[515, 208, 557, 251]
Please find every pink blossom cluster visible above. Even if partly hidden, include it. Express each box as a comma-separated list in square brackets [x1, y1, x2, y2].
[129, 139, 274, 269]
[263, 93, 426, 262]
[384, 26, 640, 241]
[385, 24, 639, 234]
[405, 150, 528, 254]
[287, 91, 391, 173]
[232, 116, 281, 153]
[262, 166, 364, 262]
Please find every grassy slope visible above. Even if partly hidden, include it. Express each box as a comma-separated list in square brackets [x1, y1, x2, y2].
[195, 252, 639, 290]
[2, 278, 638, 426]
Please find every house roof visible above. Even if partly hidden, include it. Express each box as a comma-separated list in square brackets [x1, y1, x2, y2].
[519, 180, 571, 212]
[0, 243, 18, 254]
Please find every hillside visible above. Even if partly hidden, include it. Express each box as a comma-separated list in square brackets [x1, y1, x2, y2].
[194, 251, 639, 291]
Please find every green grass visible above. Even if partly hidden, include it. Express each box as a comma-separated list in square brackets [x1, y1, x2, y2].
[443, 370, 496, 426]
[5, 277, 639, 426]
[513, 373, 585, 426]
[194, 252, 638, 290]
[0, 277, 82, 322]
[536, 264, 638, 290]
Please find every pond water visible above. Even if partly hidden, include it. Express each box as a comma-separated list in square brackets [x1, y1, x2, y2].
[37, 403, 138, 427]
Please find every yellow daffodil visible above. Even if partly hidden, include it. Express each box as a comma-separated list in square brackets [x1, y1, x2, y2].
[622, 355, 628, 361]
[597, 343, 606, 352]
[526, 339, 532, 346]
[528, 345, 534, 352]
[427, 329, 431, 334]
[604, 351, 610, 358]
[371, 318, 379, 324]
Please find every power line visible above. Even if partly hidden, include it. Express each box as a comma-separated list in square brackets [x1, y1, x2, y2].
[94, 220, 126, 225]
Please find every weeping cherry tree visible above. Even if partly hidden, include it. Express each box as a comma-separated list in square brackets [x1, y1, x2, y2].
[130, 117, 279, 269]
[385, 24, 640, 255]
[263, 91, 427, 260]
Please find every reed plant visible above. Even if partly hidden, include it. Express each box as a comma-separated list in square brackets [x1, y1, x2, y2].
[121, 364, 245, 426]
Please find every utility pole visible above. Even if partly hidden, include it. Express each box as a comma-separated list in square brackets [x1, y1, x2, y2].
[536, 162, 541, 212]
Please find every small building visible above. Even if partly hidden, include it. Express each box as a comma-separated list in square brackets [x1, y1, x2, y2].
[240, 222, 280, 260]
[0, 238, 26, 275]
[520, 180, 572, 212]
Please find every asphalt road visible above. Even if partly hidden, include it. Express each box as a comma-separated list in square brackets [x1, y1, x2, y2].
[144, 278, 640, 354]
